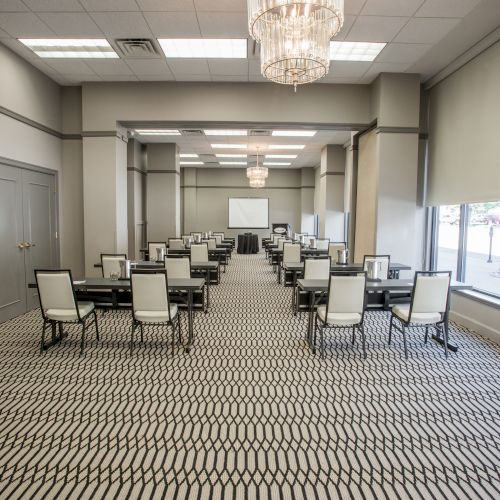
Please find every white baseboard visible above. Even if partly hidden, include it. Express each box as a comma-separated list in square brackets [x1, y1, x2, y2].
[450, 310, 500, 344]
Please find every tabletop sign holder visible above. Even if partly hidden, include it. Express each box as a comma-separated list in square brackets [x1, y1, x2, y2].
[272, 223, 291, 236]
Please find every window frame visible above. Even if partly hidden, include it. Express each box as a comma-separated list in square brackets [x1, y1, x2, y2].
[430, 203, 500, 300]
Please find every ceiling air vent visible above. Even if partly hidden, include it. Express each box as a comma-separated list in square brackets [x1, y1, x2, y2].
[249, 130, 272, 136]
[115, 39, 160, 58]
[181, 129, 204, 136]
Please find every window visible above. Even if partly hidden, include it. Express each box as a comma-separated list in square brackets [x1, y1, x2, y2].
[431, 201, 500, 298]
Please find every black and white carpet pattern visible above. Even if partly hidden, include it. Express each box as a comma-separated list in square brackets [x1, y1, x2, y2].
[0, 253, 499, 499]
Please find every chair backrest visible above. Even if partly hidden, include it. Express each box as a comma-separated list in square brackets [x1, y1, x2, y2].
[35, 270, 78, 319]
[101, 253, 127, 278]
[191, 243, 208, 262]
[214, 235, 223, 246]
[277, 238, 291, 251]
[304, 257, 331, 279]
[206, 238, 217, 250]
[308, 236, 316, 247]
[168, 238, 184, 250]
[363, 255, 390, 280]
[213, 232, 225, 240]
[326, 273, 366, 318]
[148, 242, 167, 261]
[410, 271, 451, 316]
[283, 243, 301, 264]
[165, 257, 191, 279]
[316, 239, 330, 250]
[131, 271, 172, 321]
[328, 242, 346, 259]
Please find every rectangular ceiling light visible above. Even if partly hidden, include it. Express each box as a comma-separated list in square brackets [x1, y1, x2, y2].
[180, 161, 203, 165]
[268, 145, 305, 150]
[211, 144, 247, 149]
[219, 161, 247, 165]
[330, 41, 386, 61]
[264, 162, 291, 166]
[135, 129, 181, 135]
[272, 130, 317, 137]
[204, 129, 247, 136]
[158, 38, 247, 58]
[215, 154, 248, 158]
[180, 153, 199, 158]
[18, 39, 119, 58]
[265, 154, 298, 159]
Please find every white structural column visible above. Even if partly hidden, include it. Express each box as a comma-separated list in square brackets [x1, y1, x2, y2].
[300, 167, 315, 234]
[182, 167, 197, 234]
[83, 131, 128, 276]
[146, 143, 181, 241]
[318, 145, 346, 240]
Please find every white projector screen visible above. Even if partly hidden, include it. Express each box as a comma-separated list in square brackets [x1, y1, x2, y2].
[228, 198, 269, 229]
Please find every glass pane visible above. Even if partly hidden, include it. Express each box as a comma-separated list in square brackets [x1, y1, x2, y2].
[436, 205, 460, 279]
[465, 202, 500, 297]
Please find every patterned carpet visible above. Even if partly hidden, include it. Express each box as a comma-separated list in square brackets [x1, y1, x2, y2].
[0, 253, 499, 499]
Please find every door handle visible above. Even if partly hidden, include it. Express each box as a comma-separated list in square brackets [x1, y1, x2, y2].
[17, 243, 25, 249]
[24, 242, 35, 248]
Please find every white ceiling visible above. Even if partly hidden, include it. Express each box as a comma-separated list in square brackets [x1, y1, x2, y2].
[0, 0, 499, 85]
[133, 128, 352, 170]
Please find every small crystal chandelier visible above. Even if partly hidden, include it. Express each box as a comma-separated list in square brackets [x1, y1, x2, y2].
[248, 0, 344, 90]
[247, 149, 268, 188]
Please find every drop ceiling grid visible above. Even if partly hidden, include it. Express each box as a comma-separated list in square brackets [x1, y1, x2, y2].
[0, 0, 492, 85]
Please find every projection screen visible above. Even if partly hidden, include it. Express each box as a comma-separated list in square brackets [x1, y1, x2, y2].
[228, 198, 269, 229]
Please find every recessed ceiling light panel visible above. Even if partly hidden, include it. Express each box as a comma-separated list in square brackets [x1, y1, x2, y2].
[265, 154, 298, 159]
[204, 130, 247, 136]
[215, 154, 248, 158]
[268, 145, 305, 150]
[330, 41, 386, 61]
[264, 162, 291, 166]
[219, 161, 247, 165]
[158, 38, 247, 58]
[180, 153, 199, 158]
[135, 129, 181, 135]
[180, 161, 203, 165]
[18, 38, 119, 58]
[211, 144, 248, 149]
[272, 130, 316, 137]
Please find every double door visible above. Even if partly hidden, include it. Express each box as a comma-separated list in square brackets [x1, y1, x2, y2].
[0, 164, 58, 323]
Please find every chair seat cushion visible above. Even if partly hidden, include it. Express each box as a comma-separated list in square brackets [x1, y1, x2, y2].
[46, 301, 94, 321]
[135, 305, 178, 323]
[392, 305, 441, 325]
[317, 306, 362, 326]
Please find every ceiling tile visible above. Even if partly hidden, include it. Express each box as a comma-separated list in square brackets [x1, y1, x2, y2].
[415, 0, 481, 18]
[361, 0, 424, 16]
[65, 74, 102, 82]
[345, 16, 409, 42]
[208, 59, 248, 76]
[344, 0, 368, 15]
[167, 59, 210, 75]
[194, 0, 247, 12]
[376, 42, 432, 64]
[86, 59, 135, 75]
[173, 73, 212, 81]
[212, 75, 248, 81]
[197, 12, 248, 37]
[143, 12, 200, 37]
[137, 0, 195, 11]
[0, 26, 9, 36]
[99, 74, 139, 81]
[0, 12, 54, 37]
[332, 14, 356, 41]
[45, 59, 96, 75]
[0, 1, 29, 11]
[23, 0, 84, 12]
[0, 38, 40, 58]
[37, 13, 103, 37]
[90, 12, 153, 38]
[80, 0, 139, 11]
[125, 58, 174, 75]
[394, 17, 461, 44]
[329, 61, 372, 78]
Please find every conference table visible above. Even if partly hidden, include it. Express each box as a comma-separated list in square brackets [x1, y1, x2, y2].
[29, 277, 205, 352]
[297, 278, 472, 353]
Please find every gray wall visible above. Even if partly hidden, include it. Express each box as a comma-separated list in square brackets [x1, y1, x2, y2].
[182, 168, 303, 241]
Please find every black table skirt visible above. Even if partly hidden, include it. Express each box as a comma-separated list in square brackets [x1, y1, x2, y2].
[237, 234, 259, 254]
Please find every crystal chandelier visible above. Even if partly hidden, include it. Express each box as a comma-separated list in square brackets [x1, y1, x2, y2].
[247, 150, 268, 188]
[247, 0, 344, 90]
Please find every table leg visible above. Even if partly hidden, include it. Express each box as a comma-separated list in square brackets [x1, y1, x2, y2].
[277, 255, 282, 284]
[292, 271, 297, 314]
[205, 270, 210, 312]
[185, 290, 194, 353]
[307, 291, 315, 346]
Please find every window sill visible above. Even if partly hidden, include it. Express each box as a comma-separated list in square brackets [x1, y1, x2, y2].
[452, 289, 500, 310]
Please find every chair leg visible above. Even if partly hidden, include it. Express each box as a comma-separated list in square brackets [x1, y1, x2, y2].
[58, 322, 64, 342]
[313, 315, 318, 354]
[40, 321, 48, 353]
[388, 315, 394, 345]
[402, 324, 408, 360]
[93, 310, 100, 341]
[442, 323, 449, 359]
[351, 325, 356, 344]
[80, 321, 86, 356]
[424, 326, 429, 344]
[320, 324, 325, 360]
[140, 324, 144, 343]
[177, 314, 182, 343]
[130, 322, 135, 352]
[360, 324, 367, 360]
[171, 323, 175, 356]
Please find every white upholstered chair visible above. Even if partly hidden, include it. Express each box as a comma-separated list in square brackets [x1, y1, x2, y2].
[363, 255, 390, 280]
[304, 258, 331, 279]
[214, 235, 223, 246]
[191, 243, 209, 262]
[101, 253, 126, 278]
[35, 269, 99, 355]
[165, 257, 191, 279]
[168, 238, 185, 250]
[389, 271, 452, 359]
[130, 271, 180, 354]
[206, 238, 217, 250]
[316, 239, 330, 251]
[148, 242, 167, 262]
[328, 242, 346, 261]
[314, 273, 367, 359]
